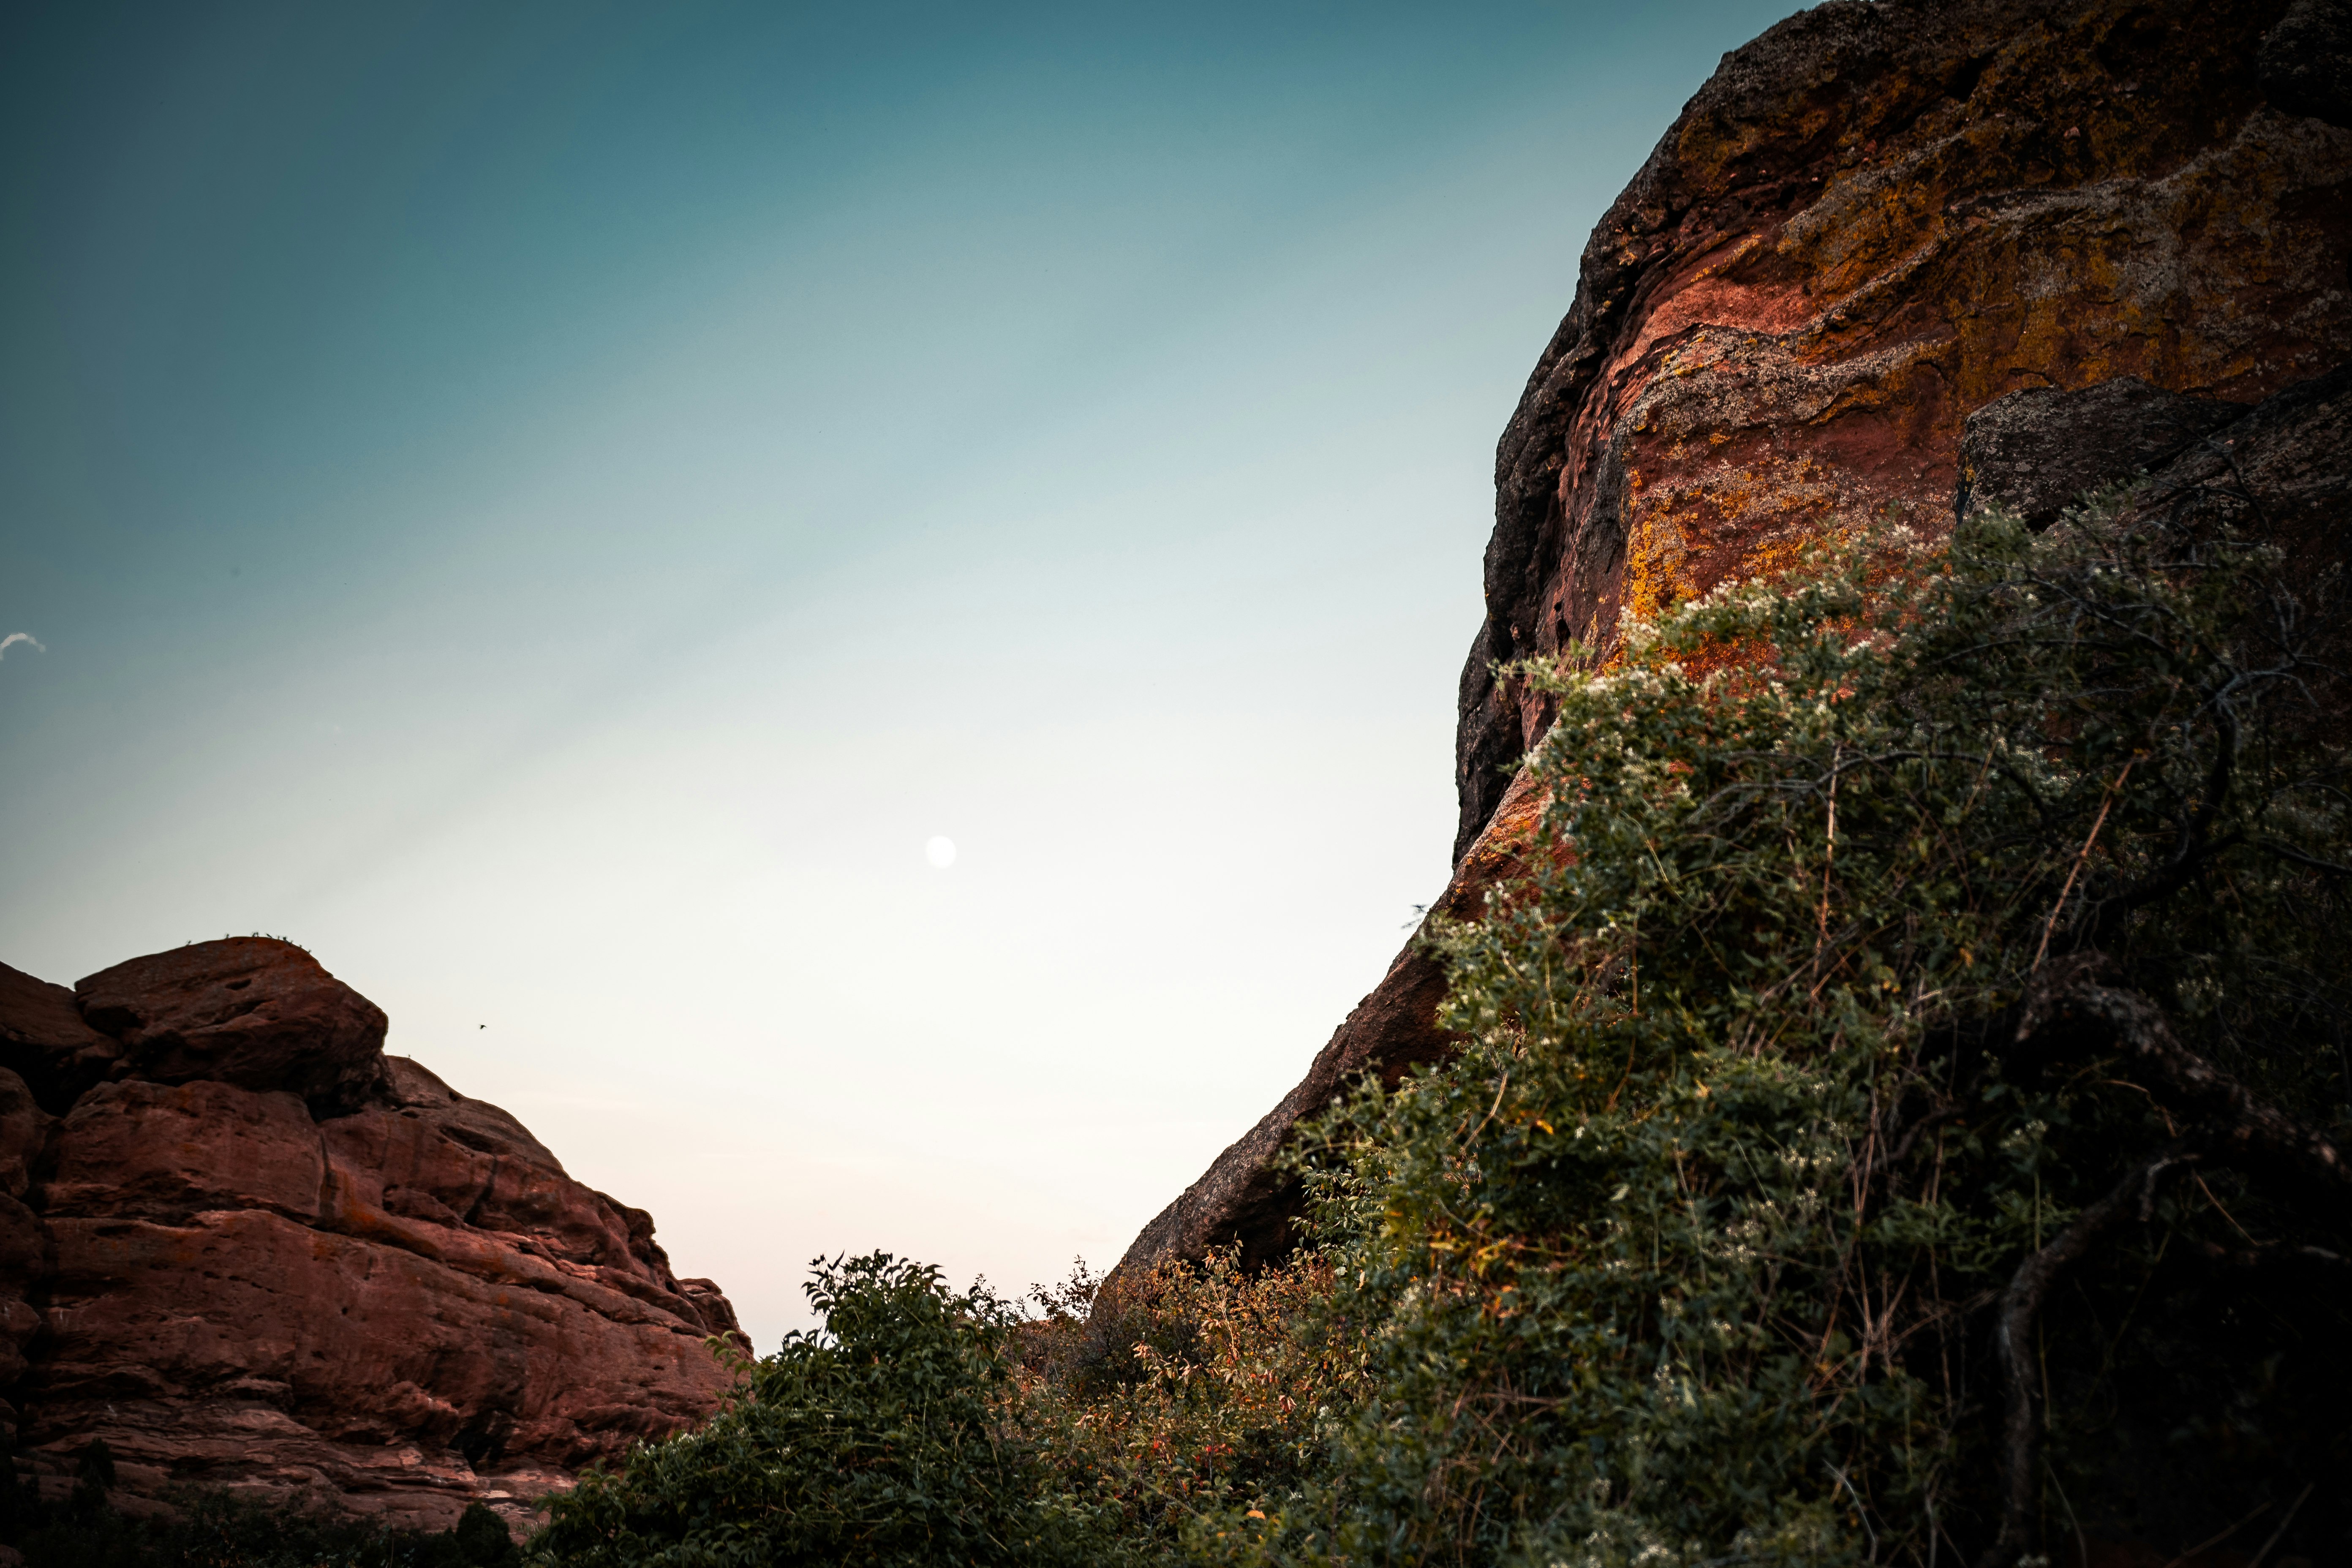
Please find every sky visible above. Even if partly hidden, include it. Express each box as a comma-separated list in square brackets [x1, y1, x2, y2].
[1, 0, 1800, 1349]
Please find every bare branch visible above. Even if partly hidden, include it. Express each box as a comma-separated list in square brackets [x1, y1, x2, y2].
[2248, 837, 2352, 878]
[2017, 956, 2352, 1202]
[1979, 1144, 2197, 1568]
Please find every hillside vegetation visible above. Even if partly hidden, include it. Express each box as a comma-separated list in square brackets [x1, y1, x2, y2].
[530, 498, 2349, 1567]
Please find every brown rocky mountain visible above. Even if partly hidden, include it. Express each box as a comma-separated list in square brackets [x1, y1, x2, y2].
[0, 938, 738, 1533]
[1116, 0, 2352, 1282]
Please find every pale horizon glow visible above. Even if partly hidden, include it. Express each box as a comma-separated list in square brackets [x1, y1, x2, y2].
[1, 0, 1800, 1348]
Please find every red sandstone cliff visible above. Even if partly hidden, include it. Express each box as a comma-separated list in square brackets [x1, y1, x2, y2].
[1117, 0, 2352, 1280]
[0, 939, 738, 1533]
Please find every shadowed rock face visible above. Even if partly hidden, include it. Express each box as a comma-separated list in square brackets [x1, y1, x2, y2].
[1116, 0, 2352, 1285]
[2260, 0, 2352, 126]
[1954, 378, 2243, 527]
[0, 939, 740, 1534]
[0, 965, 122, 1116]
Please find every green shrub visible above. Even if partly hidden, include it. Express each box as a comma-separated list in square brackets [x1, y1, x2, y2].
[530, 1252, 1110, 1568]
[1250, 501, 2352, 1566]
[1016, 1249, 1367, 1557]
[449, 1504, 521, 1568]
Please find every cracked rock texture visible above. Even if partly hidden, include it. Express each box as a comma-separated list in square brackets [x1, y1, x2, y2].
[1116, 0, 2352, 1284]
[0, 938, 739, 1533]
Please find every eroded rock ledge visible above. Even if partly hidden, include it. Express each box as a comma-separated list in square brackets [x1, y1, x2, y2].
[0, 938, 738, 1533]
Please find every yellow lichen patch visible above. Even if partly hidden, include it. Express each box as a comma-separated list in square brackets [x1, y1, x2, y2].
[1621, 508, 1690, 626]
[1614, 434, 1893, 642]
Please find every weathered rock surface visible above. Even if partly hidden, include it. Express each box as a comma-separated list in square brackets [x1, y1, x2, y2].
[1457, 0, 2352, 862]
[1955, 377, 2243, 526]
[1118, 0, 2352, 1283]
[0, 1073, 49, 1399]
[0, 941, 738, 1533]
[75, 939, 391, 1111]
[2118, 359, 2352, 582]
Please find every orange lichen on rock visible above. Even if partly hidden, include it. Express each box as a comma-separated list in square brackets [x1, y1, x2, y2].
[1462, 0, 2352, 861]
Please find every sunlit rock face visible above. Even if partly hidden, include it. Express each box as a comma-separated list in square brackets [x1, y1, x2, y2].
[0, 938, 740, 1534]
[1460, 0, 2352, 857]
[1119, 0, 2352, 1284]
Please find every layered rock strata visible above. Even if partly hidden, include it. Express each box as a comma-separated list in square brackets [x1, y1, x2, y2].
[0, 938, 737, 1533]
[1117, 0, 2352, 1282]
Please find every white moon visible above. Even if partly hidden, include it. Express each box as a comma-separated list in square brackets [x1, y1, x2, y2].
[925, 836, 957, 869]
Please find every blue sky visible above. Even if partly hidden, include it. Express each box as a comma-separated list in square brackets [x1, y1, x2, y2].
[2, 0, 1799, 1346]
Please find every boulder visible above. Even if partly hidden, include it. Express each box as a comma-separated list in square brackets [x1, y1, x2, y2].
[0, 1071, 50, 1204]
[0, 941, 740, 1533]
[1119, 0, 2352, 1284]
[1955, 378, 2243, 527]
[2119, 360, 2352, 595]
[42, 1080, 324, 1225]
[74, 939, 389, 1111]
[0, 1071, 50, 1435]
[31, 1209, 729, 1530]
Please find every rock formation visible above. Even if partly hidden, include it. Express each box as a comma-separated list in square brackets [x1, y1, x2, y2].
[0, 938, 738, 1533]
[1117, 0, 2352, 1281]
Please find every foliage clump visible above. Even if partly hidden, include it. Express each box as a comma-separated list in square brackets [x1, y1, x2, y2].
[531, 1252, 1112, 1567]
[1016, 1249, 1368, 1559]
[1270, 498, 2352, 1566]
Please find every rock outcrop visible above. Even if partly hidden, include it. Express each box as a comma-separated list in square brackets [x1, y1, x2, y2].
[74, 942, 391, 1111]
[0, 938, 738, 1533]
[1117, 0, 2352, 1282]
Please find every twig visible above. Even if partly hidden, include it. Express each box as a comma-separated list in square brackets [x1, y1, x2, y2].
[2017, 958, 2352, 1199]
[2156, 1495, 2274, 1568]
[1464, 1071, 1511, 1146]
[1827, 1462, 1880, 1563]
[2248, 1482, 2314, 1568]
[1817, 744, 1841, 978]
[2030, 762, 2132, 974]
[2047, 1459, 2089, 1568]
